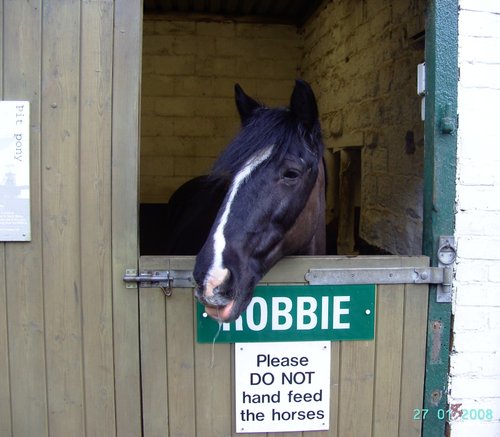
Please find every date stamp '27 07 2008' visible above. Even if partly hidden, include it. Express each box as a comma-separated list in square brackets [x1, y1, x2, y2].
[413, 406, 494, 421]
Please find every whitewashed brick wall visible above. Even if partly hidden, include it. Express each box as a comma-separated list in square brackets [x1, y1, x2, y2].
[450, 1, 500, 435]
[141, 19, 301, 203]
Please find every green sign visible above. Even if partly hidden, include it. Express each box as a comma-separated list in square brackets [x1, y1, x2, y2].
[197, 284, 375, 343]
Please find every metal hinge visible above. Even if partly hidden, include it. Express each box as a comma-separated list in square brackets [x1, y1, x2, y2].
[305, 266, 451, 286]
[305, 265, 454, 303]
[123, 269, 195, 296]
[306, 236, 455, 303]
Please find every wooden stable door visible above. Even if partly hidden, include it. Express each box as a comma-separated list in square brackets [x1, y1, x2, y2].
[137, 255, 429, 437]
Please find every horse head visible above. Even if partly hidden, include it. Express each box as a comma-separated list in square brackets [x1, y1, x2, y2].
[194, 79, 325, 322]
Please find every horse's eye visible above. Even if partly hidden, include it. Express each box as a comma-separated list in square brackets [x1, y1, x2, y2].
[283, 169, 301, 180]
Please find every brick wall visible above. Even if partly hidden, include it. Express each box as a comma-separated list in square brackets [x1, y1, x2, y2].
[141, 19, 301, 202]
[449, 1, 500, 434]
[300, 0, 426, 254]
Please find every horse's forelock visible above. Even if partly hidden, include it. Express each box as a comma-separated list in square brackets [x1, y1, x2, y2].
[211, 107, 317, 177]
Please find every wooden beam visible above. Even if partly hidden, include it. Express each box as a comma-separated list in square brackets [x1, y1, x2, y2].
[143, 11, 299, 26]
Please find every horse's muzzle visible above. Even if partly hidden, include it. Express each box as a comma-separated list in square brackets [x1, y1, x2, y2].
[195, 286, 233, 308]
[194, 282, 237, 321]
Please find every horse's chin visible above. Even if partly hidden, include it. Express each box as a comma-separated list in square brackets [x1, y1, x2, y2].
[204, 300, 235, 322]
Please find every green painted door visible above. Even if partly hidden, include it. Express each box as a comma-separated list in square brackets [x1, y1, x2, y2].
[422, 0, 458, 436]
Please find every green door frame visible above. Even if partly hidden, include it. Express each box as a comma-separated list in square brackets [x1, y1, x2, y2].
[422, 0, 458, 435]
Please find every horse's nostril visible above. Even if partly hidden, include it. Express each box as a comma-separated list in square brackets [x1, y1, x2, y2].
[202, 292, 232, 308]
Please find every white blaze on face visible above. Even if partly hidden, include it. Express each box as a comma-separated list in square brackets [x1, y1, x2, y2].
[203, 146, 274, 296]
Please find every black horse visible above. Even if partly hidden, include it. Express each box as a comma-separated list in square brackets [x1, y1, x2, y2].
[187, 80, 326, 322]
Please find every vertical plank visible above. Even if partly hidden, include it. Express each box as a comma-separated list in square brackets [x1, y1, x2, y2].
[140, 289, 169, 437]
[0, 246, 12, 437]
[399, 284, 429, 436]
[3, 1, 48, 436]
[335, 270, 381, 436]
[165, 257, 198, 436]
[111, 0, 143, 435]
[166, 287, 196, 436]
[194, 316, 232, 437]
[372, 285, 405, 436]
[139, 256, 169, 437]
[41, 1, 85, 435]
[80, 1, 116, 436]
[137, 257, 169, 436]
[337, 341, 375, 435]
[329, 342, 341, 437]
[0, 6, 12, 436]
[337, 149, 357, 255]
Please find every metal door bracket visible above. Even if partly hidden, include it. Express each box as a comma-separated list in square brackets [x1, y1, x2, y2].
[123, 269, 195, 296]
[305, 266, 449, 286]
[436, 236, 456, 303]
[306, 238, 455, 303]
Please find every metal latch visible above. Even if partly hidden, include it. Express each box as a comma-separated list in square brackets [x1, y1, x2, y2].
[123, 269, 195, 296]
[436, 236, 456, 303]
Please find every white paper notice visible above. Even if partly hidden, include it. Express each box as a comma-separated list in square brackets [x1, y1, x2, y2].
[235, 341, 331, 433]
[0, 101, 30, 241]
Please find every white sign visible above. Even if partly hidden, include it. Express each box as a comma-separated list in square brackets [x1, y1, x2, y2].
[235, 341, 331, 433]
[0, 101, 30, 241]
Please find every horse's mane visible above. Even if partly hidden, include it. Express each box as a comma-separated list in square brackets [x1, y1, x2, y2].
[210, 107, 321, 178]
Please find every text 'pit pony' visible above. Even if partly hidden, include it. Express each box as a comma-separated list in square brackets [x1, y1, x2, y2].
[193, 79, 326, 322]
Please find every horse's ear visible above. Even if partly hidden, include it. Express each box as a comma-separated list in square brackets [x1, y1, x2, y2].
[235, 83, 261, 123]
[290, 79, 319, 131]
